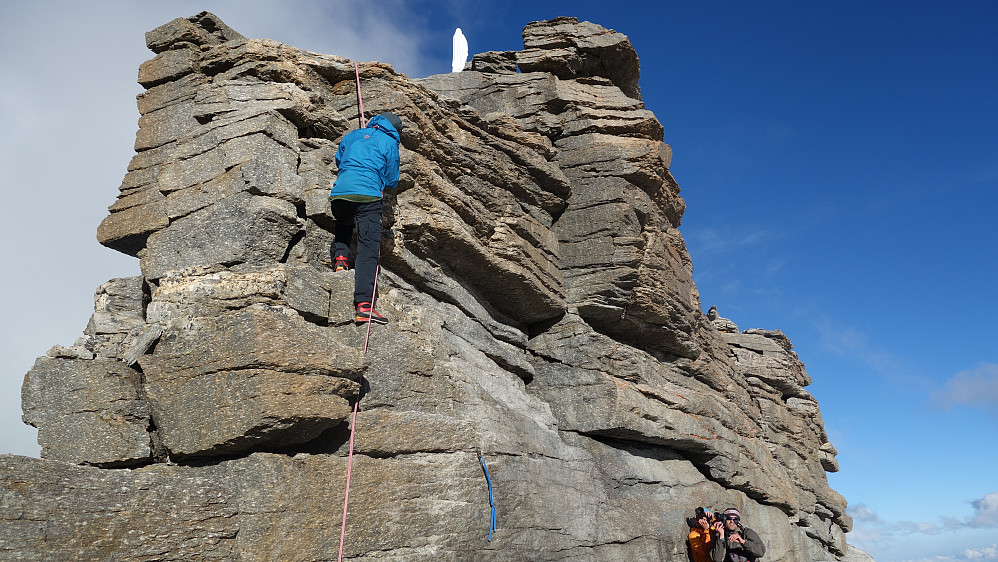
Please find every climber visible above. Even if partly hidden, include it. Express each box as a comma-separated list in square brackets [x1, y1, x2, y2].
[686, 507, 717, 562]
[329, 112, 402, 325]
[710, 508, 766, 562]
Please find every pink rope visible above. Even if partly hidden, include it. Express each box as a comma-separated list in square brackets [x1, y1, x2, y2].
[337, 261, 379, 561]
[363, 263, 380, 354]
[337, 394, 360, 562]
[354, 61, 367, 128]
[338, 59, 370, 562]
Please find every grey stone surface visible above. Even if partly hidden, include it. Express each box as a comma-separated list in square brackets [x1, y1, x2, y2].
[137, 46, 200, 88]
[122, 323, 162, 366]
[21, 358, 150, 466]
[7, 13, 866, 562]
[145, 11, 245, 54]
[708, 305, 740, 333]
[135, 266, 366, 458]
[85, 277, 146, 335]
[519, 16, 642, 100]
[838, 545, 878, 562]
[470, 50, 519, 73]
[140, 191, 302, 281]
[0, 454, 238, 560]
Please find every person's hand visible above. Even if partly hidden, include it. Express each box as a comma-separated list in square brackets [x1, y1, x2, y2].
[728, 533, 745, 544]
[712, 521, 725, 538]
[697, 517, 710, 530]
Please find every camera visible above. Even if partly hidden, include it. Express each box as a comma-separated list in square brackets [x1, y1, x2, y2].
[696, 507, 720, 522]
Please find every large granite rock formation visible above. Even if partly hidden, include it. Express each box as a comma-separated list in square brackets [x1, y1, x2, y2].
[4, 13, 870, 561]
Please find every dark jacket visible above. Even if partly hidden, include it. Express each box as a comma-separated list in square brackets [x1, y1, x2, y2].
[710, 526, 765, 562]
[329, 114, 400, 199]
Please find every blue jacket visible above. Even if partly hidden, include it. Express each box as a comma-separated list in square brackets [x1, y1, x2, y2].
[329, 114, 401, 199]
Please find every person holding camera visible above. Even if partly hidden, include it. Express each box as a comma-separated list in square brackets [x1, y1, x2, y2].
[686, 507, 717, 562]
[710, 508, 766, 562]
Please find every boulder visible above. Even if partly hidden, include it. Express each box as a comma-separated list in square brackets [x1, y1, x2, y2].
[519, 16, 642, 100]
[22, 358, 150, 466]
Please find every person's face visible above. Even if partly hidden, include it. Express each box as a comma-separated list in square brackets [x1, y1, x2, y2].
[725, 516, 740, 530]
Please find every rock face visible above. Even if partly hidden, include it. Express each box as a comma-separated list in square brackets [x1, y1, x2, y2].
[4, 12, 865, 561]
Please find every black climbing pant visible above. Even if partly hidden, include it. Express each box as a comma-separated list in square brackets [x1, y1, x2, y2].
[331, 198, 383, 305]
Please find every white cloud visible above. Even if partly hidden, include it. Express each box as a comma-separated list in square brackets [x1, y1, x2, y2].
[963, 544, 998, 559]
[849, 503, 884, 523]
[846, 499, 998, 559]
[211, 0, 442, 77]
[913, 521, 943, 534]
[845, 504, 896, 550]
[924, 551, 998, 562]
[931, 364, 998, 414]
[970, 493, 998, 528]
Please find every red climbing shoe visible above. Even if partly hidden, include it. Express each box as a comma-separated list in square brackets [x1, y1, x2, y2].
[355, 302, 388, 325]
[334, 256, 349, 272]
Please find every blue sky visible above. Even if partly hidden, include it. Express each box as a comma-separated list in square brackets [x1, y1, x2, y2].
[1, 2, 995, 560]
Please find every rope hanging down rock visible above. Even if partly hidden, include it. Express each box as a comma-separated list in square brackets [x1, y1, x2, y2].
[337, 59, 372, 562]
[354, 60, 367, 128]
[337, 386, 360, 562]
[337, 59, 491, 561]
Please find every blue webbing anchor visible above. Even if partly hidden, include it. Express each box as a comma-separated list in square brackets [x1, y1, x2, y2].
[477, 451, 497, 541]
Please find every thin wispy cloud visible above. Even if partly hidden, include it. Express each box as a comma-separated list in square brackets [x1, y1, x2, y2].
[850, 504, 884, 524]
[684, 226, 775, 301]
[846, 503, 893, 550]
[931, 364, 998, 415]
[814, 317, 906, 375]
[847, 497, 998, 560]
[684, 226, 771, 256]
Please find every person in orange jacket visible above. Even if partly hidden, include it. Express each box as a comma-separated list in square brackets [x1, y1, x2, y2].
[687, 507, 716, 562]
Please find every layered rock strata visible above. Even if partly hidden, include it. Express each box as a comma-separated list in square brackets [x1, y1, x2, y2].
[4, 13, 863, 561]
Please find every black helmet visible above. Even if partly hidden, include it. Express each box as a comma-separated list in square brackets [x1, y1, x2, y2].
[380, 112, 402, 133]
